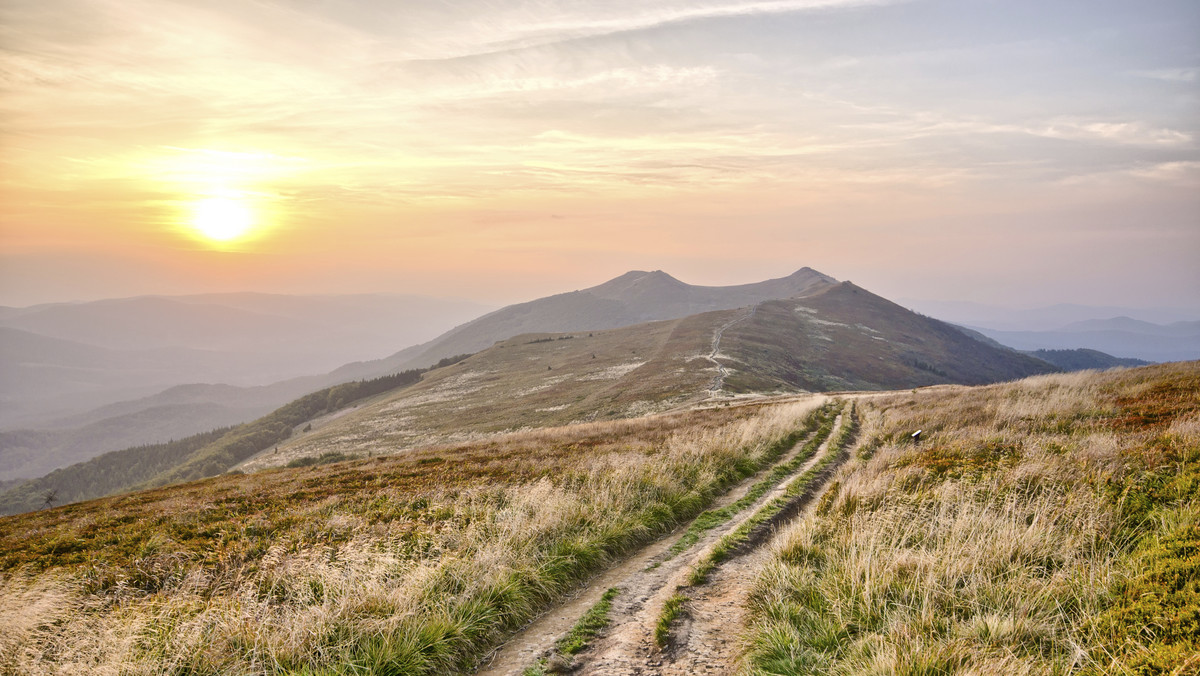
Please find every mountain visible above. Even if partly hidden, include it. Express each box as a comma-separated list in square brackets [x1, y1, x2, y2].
[0, 293, 493, 478]
[0, 293, 491, 427]
[246, 279, 1056, 471]
[0, 293, 490, 427]
[1057, 317, 1200, 337]
[0, 367, 440, 515]
[0, 293, 491, 355]
[0, 379, 327, 482]
[1, 270, 1058, 508]
[381, 268, 837, 370]
[0, 326, 259, 427]
[715, 282, 1056, 393]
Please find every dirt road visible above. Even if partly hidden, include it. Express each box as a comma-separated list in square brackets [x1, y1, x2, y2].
[477, 405, 853, 676]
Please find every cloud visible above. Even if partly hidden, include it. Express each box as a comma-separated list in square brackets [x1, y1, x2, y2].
[1129, 67, 1199, 83]
[492, 0, 906, 44]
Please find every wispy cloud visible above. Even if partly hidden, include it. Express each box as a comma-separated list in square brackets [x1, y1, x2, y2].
[488, 0, 907, 46]
[1, 0, 1197, 306]
[1129, 67, 1199, 83]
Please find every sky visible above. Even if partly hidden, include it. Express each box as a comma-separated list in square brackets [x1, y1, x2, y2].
[1, 0, 1198, 310]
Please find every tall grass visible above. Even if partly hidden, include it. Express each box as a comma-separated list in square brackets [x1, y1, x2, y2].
[741, 364, 1200, 675]
[0, 398, 824, 674]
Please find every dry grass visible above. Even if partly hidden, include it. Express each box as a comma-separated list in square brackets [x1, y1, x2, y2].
[0, 398, 824, 674]
[241, 315, 733, 471]
[742, 362, 1200, 675]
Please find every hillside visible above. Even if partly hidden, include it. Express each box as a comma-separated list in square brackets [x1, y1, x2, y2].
[717, 282, 1057, 393]
[1, 274, 1060, 507]
[0, 362, 1195, 674]
[0, 272, 839, 475]
[380, 267, 837, 369]
[1028, 347, 1150, 371]
[247, 280, 1055, 471]
[0, 368, 439, 515]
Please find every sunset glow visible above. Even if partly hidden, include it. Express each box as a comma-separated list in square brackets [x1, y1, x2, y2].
[188, 197, 255, 244]
[0, 0, 1195, 308]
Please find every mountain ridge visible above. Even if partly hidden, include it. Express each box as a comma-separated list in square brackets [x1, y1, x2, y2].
[371, 267, 838, 370]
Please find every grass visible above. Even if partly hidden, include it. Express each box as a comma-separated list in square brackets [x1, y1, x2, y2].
[655, 593, 687, 648]
[252, 314, 736, 471]
[522, 587, 621, 675]
[557, 587, 621, 656]
[285, 452, 355, 468]
[653, 403, 857, 649]
[661, 401, 838, 561]
[741, 362, 1200, 675]
[0, 397, 825, 674]
[688, 403, 858, 586]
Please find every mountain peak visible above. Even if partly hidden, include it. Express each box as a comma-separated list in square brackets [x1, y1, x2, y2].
[587, 270, 686, 299]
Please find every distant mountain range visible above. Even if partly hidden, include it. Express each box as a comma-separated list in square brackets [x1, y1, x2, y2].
[901, 299, 1200, 331]
[968, 317, 1200, 363]
[0, 294, 490, 480]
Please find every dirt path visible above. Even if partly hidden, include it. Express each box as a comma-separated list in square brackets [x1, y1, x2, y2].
[706, 304, 759, 394]
[660, 432, 851, 675]
[573, 412, 847, 676]
[475, 401, 830, 676]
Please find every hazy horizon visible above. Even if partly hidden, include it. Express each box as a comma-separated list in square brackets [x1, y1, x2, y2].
[2, 0, 1197, 309]
[3, 268, 1199, 322]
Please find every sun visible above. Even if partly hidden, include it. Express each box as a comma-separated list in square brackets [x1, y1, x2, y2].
[189, 197, 255, 242]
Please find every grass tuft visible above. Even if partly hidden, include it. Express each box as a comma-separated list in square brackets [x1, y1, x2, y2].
[655, 593, 687, 649]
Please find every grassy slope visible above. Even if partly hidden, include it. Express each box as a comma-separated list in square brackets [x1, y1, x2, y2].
[246, 314, 722, 470]
[743, 361, 1200, 675]
[0, 369, 432, 515]
[0, 399, 822, 674]
[722, 282, 1057, 393]
[253, 285, 1059, 473]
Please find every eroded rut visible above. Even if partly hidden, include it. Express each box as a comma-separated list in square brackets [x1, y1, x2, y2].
[477, 405, 852, 676]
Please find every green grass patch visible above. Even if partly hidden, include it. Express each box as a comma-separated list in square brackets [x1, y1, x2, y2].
[286, 452, 355, 468]
[1089, 427, 1200, 673]
[522, 587, 621, 676]
[558, 587, 621, 656]
[655, 593, 687, 648]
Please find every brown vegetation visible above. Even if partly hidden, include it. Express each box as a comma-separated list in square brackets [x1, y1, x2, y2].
[0, 399, 820, 674]
[744, 362, 1200, 675]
